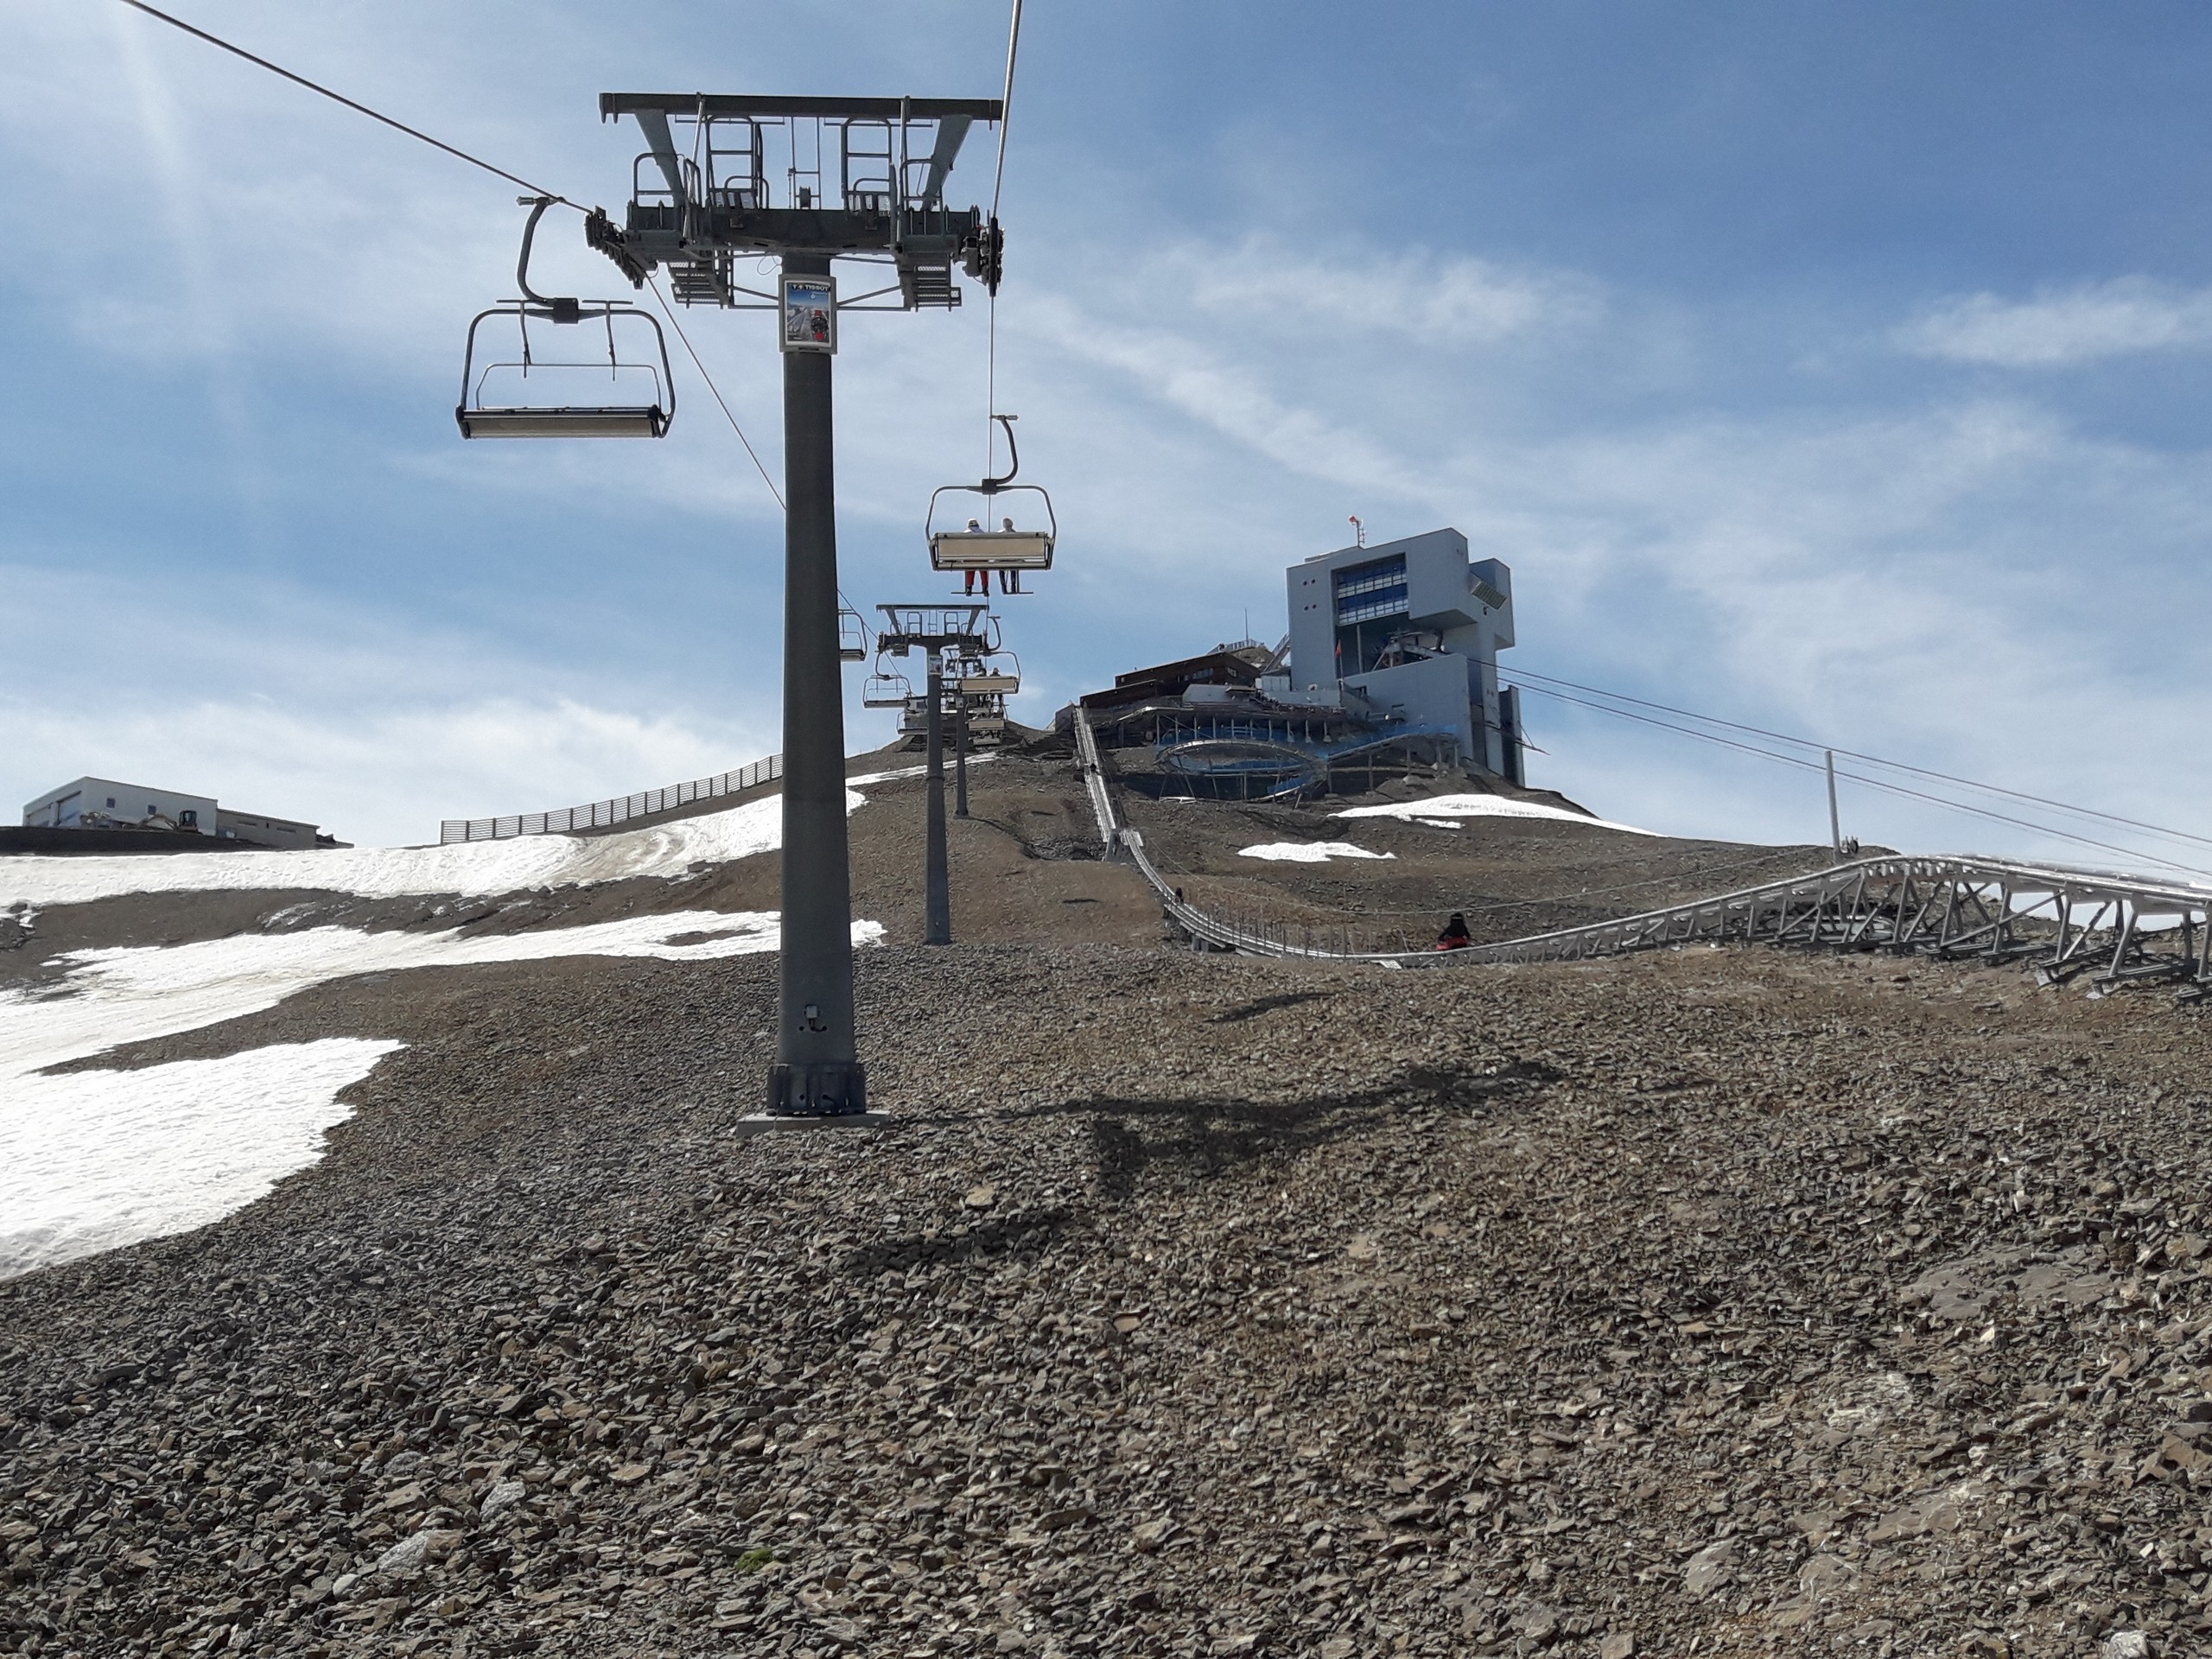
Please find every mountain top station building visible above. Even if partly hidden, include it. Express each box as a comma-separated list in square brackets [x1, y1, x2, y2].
[1286, 526, 1521, 781]
[1075, 526, 1524, 802]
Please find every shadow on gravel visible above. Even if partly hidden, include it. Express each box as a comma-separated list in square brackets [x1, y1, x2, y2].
[1024, 1058, 1566, 1202]
[1207, 990, 1338, 1025]
[842, 1207, 1071, 1276]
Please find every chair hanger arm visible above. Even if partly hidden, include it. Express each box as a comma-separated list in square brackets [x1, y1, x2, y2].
[979, 412, 1020, 491]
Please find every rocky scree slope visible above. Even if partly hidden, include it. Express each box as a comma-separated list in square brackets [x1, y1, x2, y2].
[3, 941, 2211, 1658]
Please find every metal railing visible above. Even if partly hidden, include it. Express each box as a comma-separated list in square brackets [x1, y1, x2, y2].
[1455, 853, 2211, 985]
[439, 753, 782, 843]
[1075, 713, 2212, 997]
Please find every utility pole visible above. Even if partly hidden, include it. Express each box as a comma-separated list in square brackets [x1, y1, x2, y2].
[1825, 749, 1842, 857]
[588, 93, 1005, 1116]
[877, 604, 988, 950]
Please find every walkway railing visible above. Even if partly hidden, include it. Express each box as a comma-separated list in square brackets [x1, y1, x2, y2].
[1076, 713, 2212, 998]
[439, 753, 782, 844]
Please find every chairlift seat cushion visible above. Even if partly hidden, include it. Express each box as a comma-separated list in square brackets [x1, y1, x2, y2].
[957, 674, 1020, 694]
[929, 530, 1054, 570]
[458, 405, 670, 440]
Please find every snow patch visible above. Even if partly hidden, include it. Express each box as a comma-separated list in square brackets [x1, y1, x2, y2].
[1334, 794, 1656, 836]
[1237, 842, 1395, 863]
[0, 760, 966, 910]
[0, 908, 885, 1278]
[0, 1039, 401, 1281]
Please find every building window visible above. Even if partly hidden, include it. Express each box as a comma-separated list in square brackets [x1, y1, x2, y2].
[1332, 555, 1408, 625]
[180, 810, 197, 826]
[106, 797, 117, 808]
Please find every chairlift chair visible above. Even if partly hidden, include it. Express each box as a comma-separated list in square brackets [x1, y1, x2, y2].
[455, 196, 677, 440]
[862, 665, 913, 708]
[927, 414, 1055, 575]
[957, 647, 1020, 696]
[838, 607, 868, 662]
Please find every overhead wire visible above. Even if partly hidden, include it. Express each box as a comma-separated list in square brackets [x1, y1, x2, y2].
[984, 0, 1025, 474]
[1509, 681, 2212, 880]
[1509, 664, 2212, 853]
[644, 276, 879, 643]
[114, 2, 857, 634]
[645, 275, 784, 511]
[115, 1, 581, 209]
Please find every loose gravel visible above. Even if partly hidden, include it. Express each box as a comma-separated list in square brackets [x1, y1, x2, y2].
[6, 929, 2212, 1659]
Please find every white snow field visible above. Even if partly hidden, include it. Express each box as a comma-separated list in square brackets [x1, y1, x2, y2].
[1333, 793, 1656, 836]
[3, 1039, 402, 1282]
[0, 910, 887, 1280]
[0, 763, 944, 910]
[0, 768, 932, 1278]
[1237, 842, 1396, 863]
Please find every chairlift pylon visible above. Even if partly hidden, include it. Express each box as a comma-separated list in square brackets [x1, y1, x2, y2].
[927, 414, 1054, 576]
[456, 198, 676, 440]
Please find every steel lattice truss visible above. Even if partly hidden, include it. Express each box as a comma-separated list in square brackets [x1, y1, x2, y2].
[1073, 717, 2211, 1000]
[1454, 855, 2212, 997]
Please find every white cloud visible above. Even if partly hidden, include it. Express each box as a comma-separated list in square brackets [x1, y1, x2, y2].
[1897, 278, 2212, 367]
[1167, 235, 1604, 346]
[3, 6, 2210, 886]
[0, 566, 778, 848]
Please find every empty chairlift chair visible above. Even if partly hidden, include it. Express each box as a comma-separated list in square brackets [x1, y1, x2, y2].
[927, 415, 1055, 587]
[839, 607, 868, 662]
[862, 664, 913, 708]
[455, 197, 677, 440]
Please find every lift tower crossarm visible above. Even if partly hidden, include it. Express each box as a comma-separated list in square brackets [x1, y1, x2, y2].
[599, 94, 1003, 121]
[590, 93, 1003, 311]
[632, 108, 687, 206]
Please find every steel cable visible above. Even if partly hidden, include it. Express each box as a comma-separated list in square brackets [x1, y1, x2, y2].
[1510, 682, 2212, 880]
[1509, 664, 2212, 853]
[116, 1, 582, 208]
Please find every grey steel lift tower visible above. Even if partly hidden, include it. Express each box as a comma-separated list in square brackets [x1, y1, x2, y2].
[590, 94, 1003, 1114]
[875, 604, 991, 946]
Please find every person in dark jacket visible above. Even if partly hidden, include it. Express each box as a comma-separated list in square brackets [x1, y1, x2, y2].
[1435, 912, 1472, 950]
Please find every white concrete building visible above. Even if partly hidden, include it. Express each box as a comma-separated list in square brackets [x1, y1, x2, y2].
[21, 777, 334, 849]
[1284, 527, 1523, 781]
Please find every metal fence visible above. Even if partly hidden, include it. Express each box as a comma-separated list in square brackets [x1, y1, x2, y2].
[439, 753, 783, 844]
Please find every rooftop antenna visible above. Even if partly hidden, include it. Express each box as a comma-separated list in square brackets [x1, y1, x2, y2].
[589, 90, 1005, 1122]
[1350, 515, 1366, 548]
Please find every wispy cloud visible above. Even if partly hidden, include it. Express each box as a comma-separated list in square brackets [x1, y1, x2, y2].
[1166, 235, 1605, 346]
[1897, 277, 2212, 367]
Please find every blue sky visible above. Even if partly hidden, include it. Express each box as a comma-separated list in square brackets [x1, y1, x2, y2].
[3, 2, 2209, 866]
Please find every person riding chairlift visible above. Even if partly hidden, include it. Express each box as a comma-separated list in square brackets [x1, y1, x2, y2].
[958, 518, 1025, 596]
[1434, 912, 1472, 950]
